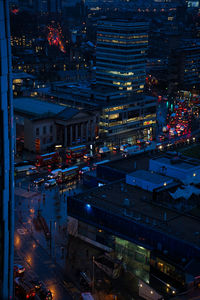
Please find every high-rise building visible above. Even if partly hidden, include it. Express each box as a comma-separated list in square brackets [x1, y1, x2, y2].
[96, 19, 148, 93]
[35, 0, 62, 13]
[0, 0, 15, 298]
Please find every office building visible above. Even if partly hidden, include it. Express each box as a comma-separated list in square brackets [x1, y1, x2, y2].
[69, 152, 200, 298]
[0, 0, 15, 298]
[169, 43, 200, 89]
[35, 0, 62, 13]
[96, 19, 148, 93]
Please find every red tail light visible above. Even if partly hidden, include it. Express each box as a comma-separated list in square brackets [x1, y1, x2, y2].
[26, 294, 30, 299]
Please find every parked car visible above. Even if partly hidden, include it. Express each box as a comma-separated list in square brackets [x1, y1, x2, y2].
[44, 179, 56, 188]
[33, 178, 45, 185]
[14, 264, 25, 277]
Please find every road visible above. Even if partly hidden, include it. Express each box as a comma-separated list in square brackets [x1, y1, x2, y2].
[14, 219, 76, 300]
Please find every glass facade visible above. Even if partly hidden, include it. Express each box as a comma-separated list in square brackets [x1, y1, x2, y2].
[115, 237, 150, 284]
[0, 0, 14, 298]
[96, 20, 148, 93]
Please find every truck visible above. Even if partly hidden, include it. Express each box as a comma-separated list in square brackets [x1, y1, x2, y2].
[122, 145, 140, 158]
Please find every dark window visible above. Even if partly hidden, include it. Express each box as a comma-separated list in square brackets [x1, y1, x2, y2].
[43, 126, 46, 134]
[50, 125, 53, 133]
[36, 128, 39, 136]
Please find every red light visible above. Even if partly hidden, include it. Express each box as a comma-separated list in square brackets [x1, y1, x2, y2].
[26, 295, 30, 299]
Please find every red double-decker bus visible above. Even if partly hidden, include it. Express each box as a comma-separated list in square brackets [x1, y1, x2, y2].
[57, 166, 79, 183]
[66, 145, 87, 159]
[36, 152, 59, 167]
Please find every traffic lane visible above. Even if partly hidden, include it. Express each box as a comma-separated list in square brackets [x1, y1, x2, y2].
[15, 225, 73, 300]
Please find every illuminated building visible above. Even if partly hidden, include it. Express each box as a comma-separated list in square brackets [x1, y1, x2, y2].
[35, 0, 62, 13]
[47, 82, 156, 143]
[96, 19, 148, 93]
[69, 152, 200, 298]
[186, 0, 199, 7]
[0, 0, 14, 298]
[169, 43, 200, 89]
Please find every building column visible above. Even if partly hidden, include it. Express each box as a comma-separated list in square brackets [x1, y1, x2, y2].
[70, 125, 73, 146]
[64, 126, 68, 147]
[80, 123, 84, 143]
[86, 122, 89, 142]
[75, 124, 78, 142]
[91, 120, 95, 139]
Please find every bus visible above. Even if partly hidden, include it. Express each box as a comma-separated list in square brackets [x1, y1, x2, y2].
[57, 166, 79, 183]
[36, 152, 59, 167]
[66, 145, 87, 159]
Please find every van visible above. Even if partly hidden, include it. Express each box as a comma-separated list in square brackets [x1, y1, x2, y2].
[99, 146, 110, 154]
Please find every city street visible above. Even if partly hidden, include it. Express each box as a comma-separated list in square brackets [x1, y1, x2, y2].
[14, 221, 75, 300]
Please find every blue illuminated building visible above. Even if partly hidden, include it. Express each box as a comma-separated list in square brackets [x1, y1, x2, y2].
[0, 0, 14, 298]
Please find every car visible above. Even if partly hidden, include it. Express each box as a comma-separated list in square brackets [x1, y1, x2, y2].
[15, 277, 36, 299]
[83, 153, 94, 160]
[26, 169, 39, 176]
[120, 144, 129, 151]
[79, 166, 90, 175]
[30, 279, 52, 299]
[145, 140, 151, 146]
[113, 145, 120, 151]
[33, 178, 45, 185]
[30, 279, 43, 291]
[14, 264, 25, 277]
[39, 287, 52, 300]
[44, 179, 56, 188]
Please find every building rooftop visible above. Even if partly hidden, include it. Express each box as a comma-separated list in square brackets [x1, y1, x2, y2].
[128, 170, 172, 185]
[105, 152, 150, 173]
[14, 97, 65, 118]
[13, 97, 80, 121]
[56, 107, 79, 120]
[73, 178, 200, 249]
[152, 156, 200, 170]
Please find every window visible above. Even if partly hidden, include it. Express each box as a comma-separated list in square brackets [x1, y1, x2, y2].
[43, 137, 46, 144]
[50, 125, 53, 133]
[43, 126, 46, 135]
[36, 128, 39, 136]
